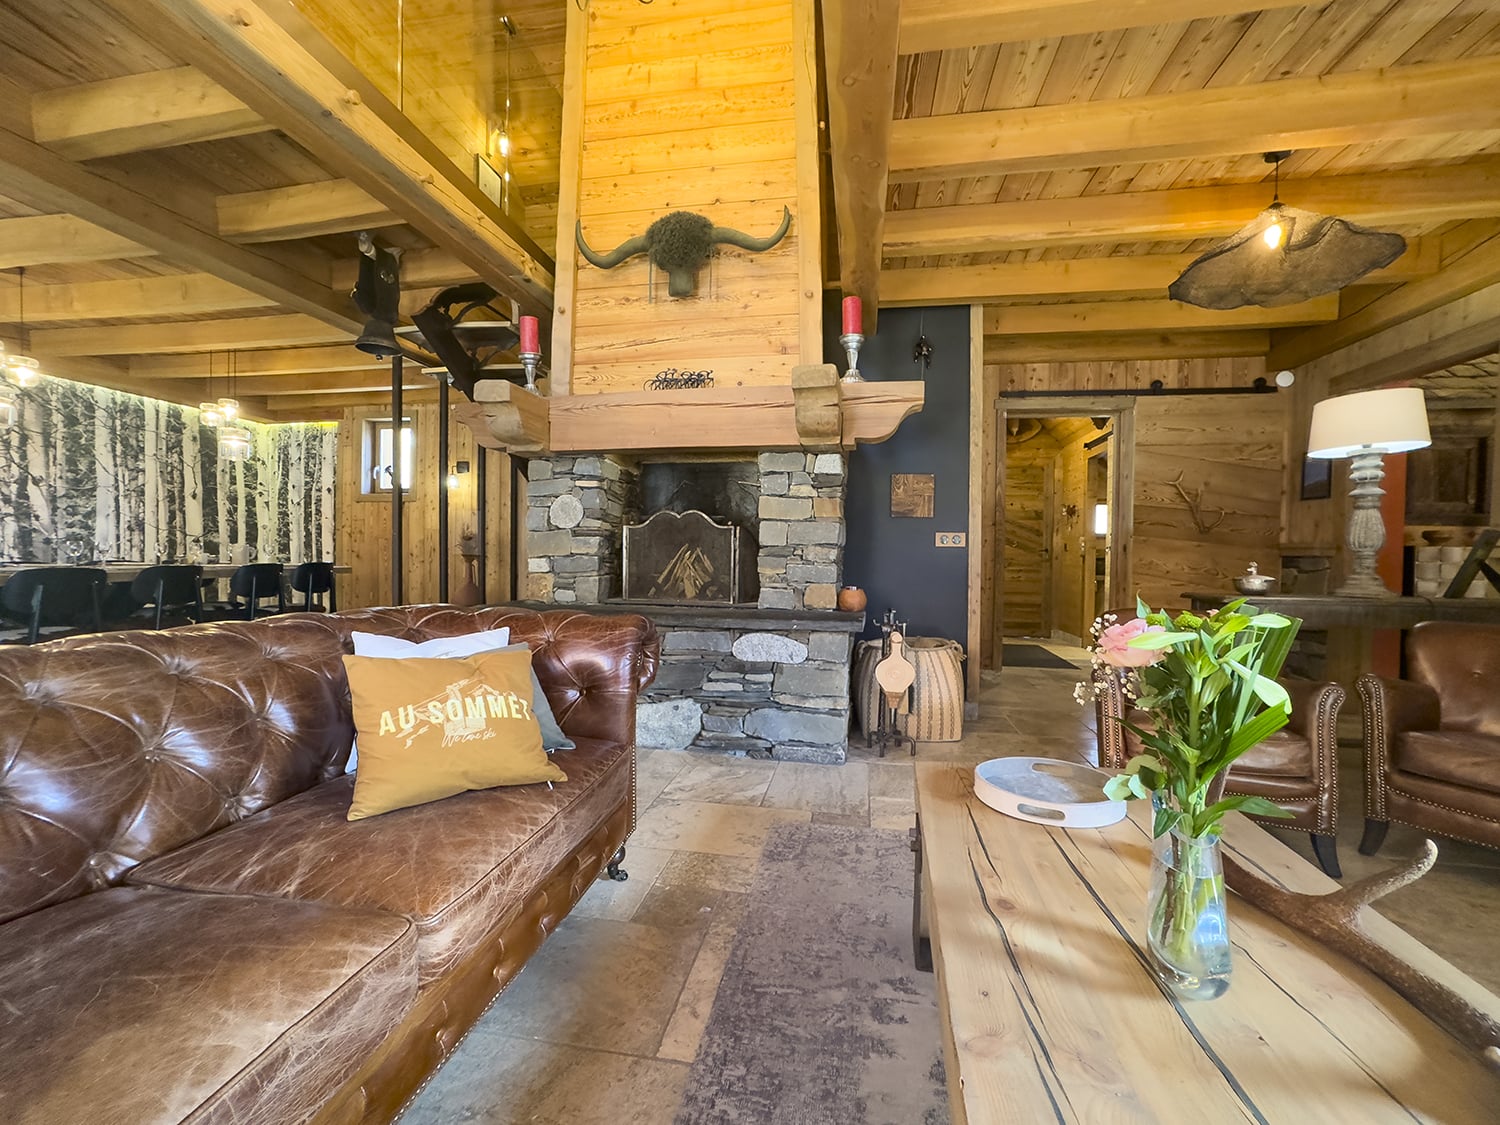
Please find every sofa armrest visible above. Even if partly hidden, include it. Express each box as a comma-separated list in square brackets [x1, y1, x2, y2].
[532, 612, 662, 745]
[1356, 674, 1440, 821]
[1093, 670, 1129, 772]
[1283, 678, 1342, 740]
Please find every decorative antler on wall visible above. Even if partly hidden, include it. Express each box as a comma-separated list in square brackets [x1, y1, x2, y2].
[1167, 470, 1226, 534]
[576, 206, 793, 298]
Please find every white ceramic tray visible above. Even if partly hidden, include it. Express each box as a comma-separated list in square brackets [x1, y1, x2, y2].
[974, 757, 1127, 828]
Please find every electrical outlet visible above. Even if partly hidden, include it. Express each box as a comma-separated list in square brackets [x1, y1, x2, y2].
[935, 532, 967, 547]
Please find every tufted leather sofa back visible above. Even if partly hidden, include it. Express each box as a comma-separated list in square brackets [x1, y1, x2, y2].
[1407, 621, 1500, 736]
[0, 605, 659, 925]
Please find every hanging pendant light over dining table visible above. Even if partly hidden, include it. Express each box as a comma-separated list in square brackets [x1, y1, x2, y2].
[1169, 152, 1408, 310]
[217, 350, 249, 460]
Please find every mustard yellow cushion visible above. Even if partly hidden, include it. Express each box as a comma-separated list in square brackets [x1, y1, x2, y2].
[343, 649, 566, 821]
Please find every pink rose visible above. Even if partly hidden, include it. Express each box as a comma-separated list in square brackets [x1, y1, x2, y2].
[1097, 619, 1167, 668]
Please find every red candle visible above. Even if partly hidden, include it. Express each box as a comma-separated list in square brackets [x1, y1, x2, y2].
[519, 314, 540, 354]
[841, 295, 862, 336]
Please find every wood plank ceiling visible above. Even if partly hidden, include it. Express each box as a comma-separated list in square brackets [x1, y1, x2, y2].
[0, 0, 1497, 423]
[875, 0, 1500, 371]
[0, 0, 562, 422]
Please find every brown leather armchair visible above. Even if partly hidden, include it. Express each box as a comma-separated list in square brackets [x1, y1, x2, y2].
[1356, 621, 1500, 856]
[1095, 663, 1346, 876]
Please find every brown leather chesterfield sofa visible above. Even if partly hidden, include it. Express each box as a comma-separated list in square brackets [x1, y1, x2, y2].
[1094, 659, 1346, 876]
[1356, 620, 1500, 856]
[0, 605, 659, 1125]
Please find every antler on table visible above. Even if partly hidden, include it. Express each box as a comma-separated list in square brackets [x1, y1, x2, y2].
[1224, 843, 1500, 1072]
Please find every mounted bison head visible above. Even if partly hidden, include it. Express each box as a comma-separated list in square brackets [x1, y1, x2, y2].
[575, 206, 792, 297]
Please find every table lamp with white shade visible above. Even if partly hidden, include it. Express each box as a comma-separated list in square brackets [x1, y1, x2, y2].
[1307, 386, 1431, 597]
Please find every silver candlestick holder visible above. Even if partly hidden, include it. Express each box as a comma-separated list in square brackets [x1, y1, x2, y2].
[840, 332, 865, 383]
[519, 350, 542, 392]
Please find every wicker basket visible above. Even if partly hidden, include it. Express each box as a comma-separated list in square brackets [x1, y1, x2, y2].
[854, 636, 965, 742]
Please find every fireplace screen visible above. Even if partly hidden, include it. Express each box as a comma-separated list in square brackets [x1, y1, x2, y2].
[622, 510, 758, 604]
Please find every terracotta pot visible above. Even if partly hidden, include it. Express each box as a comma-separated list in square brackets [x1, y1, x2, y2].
[837, 585, 867, 612]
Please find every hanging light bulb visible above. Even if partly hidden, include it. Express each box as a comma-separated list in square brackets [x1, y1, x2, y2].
[218, 425, 252, 461]
[216, 397, 240, 423]
[4, 268, 43, 388]
[1262, 220, 1284, 249]
[198, 401, 225, 427]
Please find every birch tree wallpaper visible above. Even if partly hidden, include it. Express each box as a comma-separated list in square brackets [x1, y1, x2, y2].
[0, 377, 337, 564]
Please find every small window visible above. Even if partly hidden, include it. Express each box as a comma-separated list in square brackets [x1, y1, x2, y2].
[363, 418, 414, 494]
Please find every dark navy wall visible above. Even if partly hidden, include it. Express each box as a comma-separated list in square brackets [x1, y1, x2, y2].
[831, 301, 970, 645]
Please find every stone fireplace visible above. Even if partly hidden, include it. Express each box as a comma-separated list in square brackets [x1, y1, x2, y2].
[523, 450, 859, 762]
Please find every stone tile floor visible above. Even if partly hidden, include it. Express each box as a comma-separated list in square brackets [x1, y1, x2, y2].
[403, 646, 1500, 1122]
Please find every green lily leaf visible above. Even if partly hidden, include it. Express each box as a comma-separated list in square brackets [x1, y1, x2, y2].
[1203, 793, 1295, 822]
[1152, 804, 1183, 839]
[1247, 613, 1293, 629]
[1103, 774, 1137, 801]
[1128, 630, 1197, 650]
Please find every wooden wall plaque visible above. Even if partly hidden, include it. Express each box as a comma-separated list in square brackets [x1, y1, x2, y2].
[891, 473, 935, 518]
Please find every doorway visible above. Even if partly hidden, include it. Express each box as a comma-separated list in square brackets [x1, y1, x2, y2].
[994, 400, 1133, 654]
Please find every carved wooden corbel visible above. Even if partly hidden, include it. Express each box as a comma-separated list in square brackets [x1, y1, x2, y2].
[456, 380, 550, 456]
[791, 362, 842, 449]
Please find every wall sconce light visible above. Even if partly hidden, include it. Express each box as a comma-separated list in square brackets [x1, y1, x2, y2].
[447, 459, 471, 490]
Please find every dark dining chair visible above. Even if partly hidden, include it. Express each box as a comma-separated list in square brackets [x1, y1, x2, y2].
[129, 564, 204, 630]
[0, 567, 107, 644]
[290, 561, 337, 612]
[227, 563, 285, 620]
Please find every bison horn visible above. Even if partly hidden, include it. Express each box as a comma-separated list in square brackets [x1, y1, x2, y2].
[709, 206, 792, 252]
[575, 222, 650, 269]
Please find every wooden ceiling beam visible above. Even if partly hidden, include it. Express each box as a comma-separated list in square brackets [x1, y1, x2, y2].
[229, 370, 431, 396]
[34, 314, 350, 357]
[881, 243, 1438, 305]
[985, 331, 1270, 363]
[31, 66, 271, 160]
[1271, 237, 1500, 371]
[821, 0, 902, 330]
[120, 0, 553, 314]
[0, 273, 275, 322]
[0, 214, 156, 267]
[1313, 283, 1500, 394]
[985, 296, 1339, 336]
[884, 161, 1500, 255]
[0, 125, 361, 335]
[898, 0, 1325, 55]
[330, 247, 477, 292]
[890, 59, 1500, 182]
[218, 179, 398, 242]
[263, 388, 440, 411]
[134, 343, 383, 379]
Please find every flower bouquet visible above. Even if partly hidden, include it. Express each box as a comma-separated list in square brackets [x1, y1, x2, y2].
[1079, 597, 1301, 998]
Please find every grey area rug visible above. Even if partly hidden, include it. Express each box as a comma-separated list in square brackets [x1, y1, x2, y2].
[675, 823, 949, 1125]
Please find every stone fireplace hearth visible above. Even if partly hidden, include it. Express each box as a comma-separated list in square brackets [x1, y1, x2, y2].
[522, 450, 860, 762]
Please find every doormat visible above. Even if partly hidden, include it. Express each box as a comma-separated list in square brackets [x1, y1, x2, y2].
[674, 823, 949, 1125]
[1001, 643, 1080, 670]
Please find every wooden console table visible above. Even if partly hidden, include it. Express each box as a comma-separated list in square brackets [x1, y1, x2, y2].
[912, 762, 1500, 1123]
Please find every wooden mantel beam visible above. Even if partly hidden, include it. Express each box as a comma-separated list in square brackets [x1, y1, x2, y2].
[883, 162, 1500, 256]
[821, 0, 902, 330]
[117, 0, 554, 315]
[985, 296, 1339, 336]
[898, 0, 1326, 55]
[889, 59, 1500, 182]
[31, 66, 271, 160]
[0, 125, 361, 335]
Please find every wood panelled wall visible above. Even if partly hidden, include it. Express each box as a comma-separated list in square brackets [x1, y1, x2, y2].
[1001, 427, 1057, 638]
[980, 359, 1289, 665]
[1050, 423, 1096, 641]
[335, 402, 514, 609]
[1132, 395, 1288, 614]
[561, 0, 811, 393]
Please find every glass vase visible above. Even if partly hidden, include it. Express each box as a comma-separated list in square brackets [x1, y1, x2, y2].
[1146, 827, 1232, 1000]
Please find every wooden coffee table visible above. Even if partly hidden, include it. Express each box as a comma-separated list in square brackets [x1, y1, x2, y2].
[912, 762, 1500, 1123]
